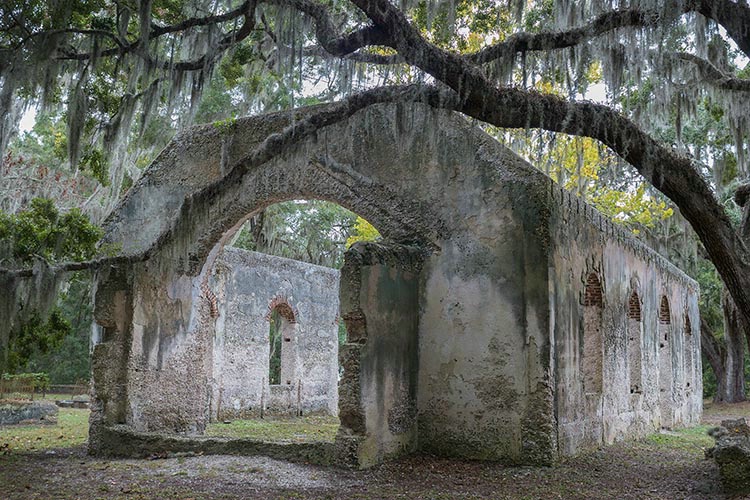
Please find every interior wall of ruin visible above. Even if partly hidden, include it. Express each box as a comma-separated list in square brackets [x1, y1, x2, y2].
[209, 248, 339, 420]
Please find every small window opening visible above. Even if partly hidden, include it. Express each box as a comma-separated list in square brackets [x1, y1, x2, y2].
[269, 309, 283, 385]
[628, 292, 642, 322]
[584, 273, 604, 307]
[583, 273, 604, 394]
[268, 302, 297, 386]
[684, 312, 694, 390]
[628, 291, 643, 394]
[659, 296, 671, 325]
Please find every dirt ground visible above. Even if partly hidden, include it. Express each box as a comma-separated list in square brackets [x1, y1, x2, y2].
[0, 401, 747, 499]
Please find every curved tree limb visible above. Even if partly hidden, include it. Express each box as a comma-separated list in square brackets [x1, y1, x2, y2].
[346, 0, 750, 325]
[293, 6, 672, 66]
[470, 1, 750, 65]
[675, 52, 750, 92]
[469, 8, 665, 65]
[150, 0, 255, 37]
[268, 0, 390, 56]
[0, 253, 147, 279]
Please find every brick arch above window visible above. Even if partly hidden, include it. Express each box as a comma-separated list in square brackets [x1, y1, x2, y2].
[584, 272, 603, 307]
[628, 291, 642, 322]
[659, 296, 671, 324]
[265, 295, 298, 323]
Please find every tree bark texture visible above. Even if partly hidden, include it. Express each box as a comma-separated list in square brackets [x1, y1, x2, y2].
[720, 289, 747, 402]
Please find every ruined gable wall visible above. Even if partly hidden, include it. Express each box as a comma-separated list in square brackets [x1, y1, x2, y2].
[210, 248, 339, 419]
[91, 102, 558, 465]
[549, 187, 701, 456]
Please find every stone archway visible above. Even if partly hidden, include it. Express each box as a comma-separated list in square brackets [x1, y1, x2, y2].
[89, 101, 560, 466]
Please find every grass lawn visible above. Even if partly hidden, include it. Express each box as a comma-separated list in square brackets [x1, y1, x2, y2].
[0, 407, 89, 453]
[204, 415, 339, 442]
[645, 424, 714, 456]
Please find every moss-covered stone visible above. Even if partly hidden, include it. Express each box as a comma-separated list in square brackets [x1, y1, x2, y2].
[708, 418, 750, 496]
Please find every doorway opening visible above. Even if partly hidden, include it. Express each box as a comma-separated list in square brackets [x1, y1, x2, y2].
[204, 200, 379, 444]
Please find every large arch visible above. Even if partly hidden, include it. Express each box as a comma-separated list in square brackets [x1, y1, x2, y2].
[90, 102, 554, 466]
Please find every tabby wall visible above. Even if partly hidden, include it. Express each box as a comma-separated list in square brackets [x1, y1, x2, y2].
[549, 187, 702, 455]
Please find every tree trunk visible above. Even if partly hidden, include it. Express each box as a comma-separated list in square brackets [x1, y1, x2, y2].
[719, 288, 747, 402]
[701, 317, 727, 403]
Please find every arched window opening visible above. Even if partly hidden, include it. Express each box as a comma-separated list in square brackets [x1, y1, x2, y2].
[659, 296, 671, 326]
[627, 291, 643, 394]
[268, 301, 297, 386]
[628, 292, 642, 322]
[658, 295, 673, 427]
[583, 273, 604, 394]
[584, 273, 604, 307]
[684, 312, 693, 391]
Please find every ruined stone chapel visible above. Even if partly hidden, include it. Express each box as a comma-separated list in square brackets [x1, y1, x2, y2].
[89, 101, 701, 467]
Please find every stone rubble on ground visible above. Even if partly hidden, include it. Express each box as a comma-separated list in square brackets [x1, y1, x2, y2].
[706, 418, 750, 496]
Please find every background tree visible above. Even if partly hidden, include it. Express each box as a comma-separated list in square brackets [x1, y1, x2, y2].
[231, 200, 356, 268]
[0, 198, 101, 375]
[3, 0, 750, 399]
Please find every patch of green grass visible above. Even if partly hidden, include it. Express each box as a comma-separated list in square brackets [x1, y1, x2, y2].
[204, 415, 339, 443]
[645, 425, 713, 454]
[0, 408, 89, 453]
[38, 392, 89, 402]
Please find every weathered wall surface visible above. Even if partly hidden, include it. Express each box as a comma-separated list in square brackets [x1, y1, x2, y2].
[124, 258, 213, 434]
[209, 248, 339, 419]
[338, 243, 422, 467]
[549, 188, 702, 455]
[416, 167, 555, 464]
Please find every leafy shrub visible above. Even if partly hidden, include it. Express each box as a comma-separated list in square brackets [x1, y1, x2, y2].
[1, 372, 51, 392]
